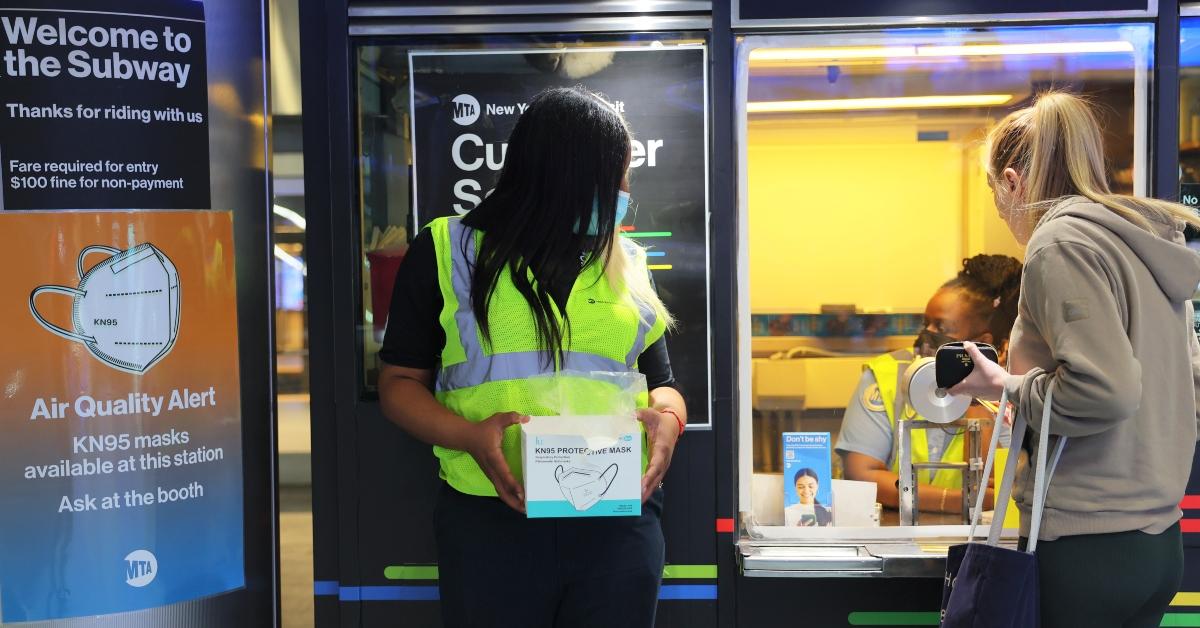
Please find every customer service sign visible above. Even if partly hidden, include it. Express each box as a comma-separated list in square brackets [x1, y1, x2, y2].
[0, 211, 244, 621]
[408, 46, 712, 426]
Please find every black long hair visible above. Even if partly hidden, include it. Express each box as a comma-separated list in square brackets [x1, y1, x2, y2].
[463, 87, 631, 364]
[793, 468, 823, 506]
[941, 254, 1023, 344]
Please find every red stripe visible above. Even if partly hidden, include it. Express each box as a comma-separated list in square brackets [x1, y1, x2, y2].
[1181, 496, 1200, 510]
[716, 518, 734, 533]
[1181, 519, 1200, 533]
[619, 226, 635, 232]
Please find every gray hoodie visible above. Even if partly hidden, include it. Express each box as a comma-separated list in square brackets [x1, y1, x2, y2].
[1004, 197, 1200, 541]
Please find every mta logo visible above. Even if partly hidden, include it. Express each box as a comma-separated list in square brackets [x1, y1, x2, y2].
[452, 94, 480, 126]
[124, 549, 158, 587]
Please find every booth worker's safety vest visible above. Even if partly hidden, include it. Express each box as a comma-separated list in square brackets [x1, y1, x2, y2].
[865, 350, 966, 490]
[429, 216, 666, 497]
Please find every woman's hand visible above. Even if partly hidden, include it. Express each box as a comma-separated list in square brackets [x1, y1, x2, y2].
[947, 341, 1008, 402]
[462, 412, 529, 514]
[637, 407, 681, 502]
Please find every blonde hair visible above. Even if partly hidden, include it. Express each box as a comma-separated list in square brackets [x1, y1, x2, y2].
[605, 235, 676, 330]
[985, 91, 1200, 233]
[584, 88, 675, 332]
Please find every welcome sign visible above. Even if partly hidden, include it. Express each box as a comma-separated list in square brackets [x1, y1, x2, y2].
[0, 0, 210, 210]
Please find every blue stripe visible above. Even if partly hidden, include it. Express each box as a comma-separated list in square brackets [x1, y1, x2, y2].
[339, 586, 441, 602]
[322, 583, 716, 602]
[658, 585, 718, 600]
[646, 251, 666, 257]
[314, 580, 339, 596]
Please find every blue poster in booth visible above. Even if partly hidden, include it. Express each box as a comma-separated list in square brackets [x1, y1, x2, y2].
[782, 433, 834, 527]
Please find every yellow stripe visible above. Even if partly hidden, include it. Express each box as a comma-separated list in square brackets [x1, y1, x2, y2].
[648, 264, 673, 270]
[1173, 593, 1200, 607]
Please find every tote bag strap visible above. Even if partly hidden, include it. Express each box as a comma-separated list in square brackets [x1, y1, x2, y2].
[986, 406, 1026, 546]
[985, 386, 1067, 549]
[1027, 385, 1066, 553]
[967, 390, 1008, 540]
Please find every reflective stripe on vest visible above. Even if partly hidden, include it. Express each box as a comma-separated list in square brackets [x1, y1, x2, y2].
[621, 238, 657, 367]
[437, 218, 656, 392]
[866, 350, 966, 490]
[429, 216, 666, 497]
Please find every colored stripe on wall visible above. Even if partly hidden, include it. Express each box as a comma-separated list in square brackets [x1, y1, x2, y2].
[846, 611, 1200, 626]
[1181, 496, 1200, 533]
[384, 565, 439, 580]
[847, 612, 939, 626]
[340, 586, 440, 602]
[716, 518, 734, 533]
[382, 564, 716, 581]
[623, 231, 673, 238]
[315, 584, 714, 601]
[662, 564, 718, 579]
[1173, 592, 1200, 607]
[658, 585, 717, 600]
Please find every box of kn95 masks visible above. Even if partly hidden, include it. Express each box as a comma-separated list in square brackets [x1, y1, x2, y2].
[521, 415, 642, 518]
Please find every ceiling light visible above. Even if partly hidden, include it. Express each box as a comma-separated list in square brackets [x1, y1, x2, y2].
[747, 94, 1013, 113]
[750, 41, 1135, 65]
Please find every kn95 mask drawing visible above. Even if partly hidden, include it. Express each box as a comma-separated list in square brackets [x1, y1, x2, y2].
[555, 463, 619, 511]
[29, 243, 180, 374]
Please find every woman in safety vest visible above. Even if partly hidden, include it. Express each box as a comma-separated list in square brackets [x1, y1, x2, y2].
[377, 87, 687, 628]
[835, 254, 1021, 514]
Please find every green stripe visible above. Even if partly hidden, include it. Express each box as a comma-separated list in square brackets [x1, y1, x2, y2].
[623, 231, 672, 238]
[662, 564, 717, 579]
[845, 612, 1200, 626]
[384, 563, 717, 581]
[847, 612, 940, 626]
[384, 565, 439, 580]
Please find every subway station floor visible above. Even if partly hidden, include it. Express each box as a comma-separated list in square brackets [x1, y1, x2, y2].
[281, 485, 314, 628]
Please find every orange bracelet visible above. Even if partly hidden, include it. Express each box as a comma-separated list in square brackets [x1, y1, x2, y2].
[659, 408, 685, 437]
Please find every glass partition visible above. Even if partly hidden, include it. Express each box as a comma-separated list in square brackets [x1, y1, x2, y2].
[1181, 17, 1200, 333]
[1180, 17, 1200, 234]
[737, 23, 1152, 541]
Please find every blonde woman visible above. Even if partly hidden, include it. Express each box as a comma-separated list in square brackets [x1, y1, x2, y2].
[951, 92, 1200, 627]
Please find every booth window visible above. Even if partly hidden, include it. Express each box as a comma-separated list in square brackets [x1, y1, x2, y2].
[355, 32, 706, 394]
[737, 24, 1151, 540]
[1181, 16, 1200, 332]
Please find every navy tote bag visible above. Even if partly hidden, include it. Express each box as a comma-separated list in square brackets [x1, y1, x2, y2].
[940, 388, 1066, 628]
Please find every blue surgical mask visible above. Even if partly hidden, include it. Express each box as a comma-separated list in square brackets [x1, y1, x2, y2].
[581, 191, 631, 235]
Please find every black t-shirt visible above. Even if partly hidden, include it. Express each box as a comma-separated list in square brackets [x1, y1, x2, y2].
[378, 228, 677, 390]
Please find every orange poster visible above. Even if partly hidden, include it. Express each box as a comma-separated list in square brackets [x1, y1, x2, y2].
[0, 210, 244, 621]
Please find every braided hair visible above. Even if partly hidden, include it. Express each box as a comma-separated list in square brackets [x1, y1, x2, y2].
[941, 254, 1023, 344]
